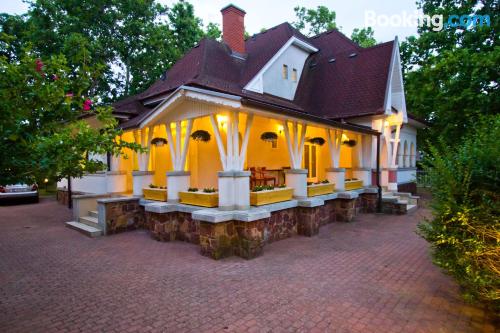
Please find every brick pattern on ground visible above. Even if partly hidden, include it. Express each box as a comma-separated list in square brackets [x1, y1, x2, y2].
[0, 198, 497, 332]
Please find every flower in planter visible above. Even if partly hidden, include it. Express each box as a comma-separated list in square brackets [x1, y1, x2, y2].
[321, 179, 329, 184]
[190, 130, 211, 142]
[149, 184, 158, 188]
[188, 187, 199, 192]
[202, 187, 217, 193]
[260, 132, 278, 142]
[307, 182, 313, 186]
[308, 137, 326, 146]
[277, 184, 287, 188]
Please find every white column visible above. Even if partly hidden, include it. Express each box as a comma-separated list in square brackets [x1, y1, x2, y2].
[165, 120, 194, 202]
[326, 167, 345, 191]
[283, 121, 308, 198]
[132, 126, 155, 197]
[326, 128, 345, 191]
[210, 112, 253, 210]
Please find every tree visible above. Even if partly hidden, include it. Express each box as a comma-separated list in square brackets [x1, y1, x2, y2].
[351, 27, 377, 47]
[0, 0, 220, 101]
[418, 115, 500, 309]
[0, 40, 142, 200]
[400, 0, 499, 151]
[292, 5, 336, 36]
[205, 22, 221, 40]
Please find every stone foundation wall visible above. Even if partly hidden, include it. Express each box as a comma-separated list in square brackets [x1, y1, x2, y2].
[56, 188, 84, 206]
[359, 193, 378, 213]
[334, 199, 357, 222]
[147, 211, 200, 244]
[264, 208, 297, 243]
[382, 201, 407, 215]
[102, 199, 145, 234]
[199, 221, 238, 260]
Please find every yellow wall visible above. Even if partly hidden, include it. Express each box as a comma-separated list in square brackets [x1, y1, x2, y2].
[118, 114, 358, 191]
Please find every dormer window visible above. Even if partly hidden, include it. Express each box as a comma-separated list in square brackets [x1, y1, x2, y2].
[292, 68, 297, 82]
[282, 64, 288, 79]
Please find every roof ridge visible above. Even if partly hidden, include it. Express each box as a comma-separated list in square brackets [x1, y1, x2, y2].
[313, 28, 360, 49]
[359, 39, 394, 51]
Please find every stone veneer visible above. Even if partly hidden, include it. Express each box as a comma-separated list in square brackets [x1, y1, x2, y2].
[144, 193, 384, 260]
[146, 211, 200, 244]
[56, 188, 84, 206]
[98, 198, 145, 234]
[96, 190, 402, 260]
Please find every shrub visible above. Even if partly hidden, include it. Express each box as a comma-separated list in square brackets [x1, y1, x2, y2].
[418, 115, 500, 310]
[202, 187, 217, 193]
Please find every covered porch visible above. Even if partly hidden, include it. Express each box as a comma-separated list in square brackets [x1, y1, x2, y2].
[117, 86, 379, 211]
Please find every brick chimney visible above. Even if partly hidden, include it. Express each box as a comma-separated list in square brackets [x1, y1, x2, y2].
[221, 4, 246, 54]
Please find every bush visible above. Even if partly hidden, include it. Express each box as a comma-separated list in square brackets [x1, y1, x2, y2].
[418, 115, 500, 310]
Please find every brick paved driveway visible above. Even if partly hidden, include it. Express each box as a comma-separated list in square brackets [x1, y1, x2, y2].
[0, 198, 497, 333]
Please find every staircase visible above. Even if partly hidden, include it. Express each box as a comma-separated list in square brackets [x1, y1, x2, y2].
[65, 210, 103, 238]
[382, 191, 419, 214]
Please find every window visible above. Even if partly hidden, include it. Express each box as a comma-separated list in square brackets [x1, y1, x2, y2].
[282, 64, 288, 79]
[292, 68, 297, 82]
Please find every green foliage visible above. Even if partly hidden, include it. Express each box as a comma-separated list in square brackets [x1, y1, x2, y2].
[0, 43, 143, 185]
[400, 0, 499, 151]
[292, 5, 336, 36]
[202, 187, 216, 193]
[187, 187, 198, 192]
[252, 185, 275, 192]
[205, 22, 221, 41]
[418, 115, 500, 309]
[0, 0, 219, 100]
[351, 27, 377, 47]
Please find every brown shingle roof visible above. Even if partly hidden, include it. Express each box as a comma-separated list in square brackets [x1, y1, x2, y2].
[114, 23, 395, 127]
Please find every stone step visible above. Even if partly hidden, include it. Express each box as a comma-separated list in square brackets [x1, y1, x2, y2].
[65, 221, 102, 238]
[79, 216, 98, 227]
[89, 210, 98, 218]
[406, 204, 418, 213]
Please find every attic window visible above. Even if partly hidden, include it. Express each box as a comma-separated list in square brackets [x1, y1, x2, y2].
[348, 52, 357, 58]
[328, 58, 336, 63]
[282, 64, 288, 79]
[292, 68, 297, 82]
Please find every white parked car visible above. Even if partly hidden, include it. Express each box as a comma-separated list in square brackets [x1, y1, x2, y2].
[0, 184, 39, 205]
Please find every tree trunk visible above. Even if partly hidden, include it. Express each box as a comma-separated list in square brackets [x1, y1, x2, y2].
[67, 177, 72, 209]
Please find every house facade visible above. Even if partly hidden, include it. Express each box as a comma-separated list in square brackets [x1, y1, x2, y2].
[61, 5, 424, 259]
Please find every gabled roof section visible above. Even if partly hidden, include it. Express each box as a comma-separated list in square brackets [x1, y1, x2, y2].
[294, 30, 395, 119]
[113, 23, 400, 128]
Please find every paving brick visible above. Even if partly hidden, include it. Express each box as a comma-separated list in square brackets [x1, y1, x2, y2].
[0, 198, 498, 332]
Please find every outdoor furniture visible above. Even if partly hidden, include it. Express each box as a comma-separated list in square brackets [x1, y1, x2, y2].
[250, 167, 277, 187]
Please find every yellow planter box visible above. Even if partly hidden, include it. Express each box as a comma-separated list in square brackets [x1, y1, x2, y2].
[179, 191, 219, 207]
[344, 180, 363, 191]
[250, 188, 293, 206]
[307, 183, 334, 197]
[143, 188, 167, 201]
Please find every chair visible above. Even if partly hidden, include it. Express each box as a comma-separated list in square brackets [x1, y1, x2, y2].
[257, 167, 276, 186]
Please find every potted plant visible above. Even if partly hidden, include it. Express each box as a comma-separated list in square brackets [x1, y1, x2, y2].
[190, 130, 211, 142]
[143, 183, 168, 201]
[260, 132, 278, 142]
[179, 187, 218, 207]
[151, 137, 168, 147]
[342, 139, 356, 147]
[344, 178, 363, 191]
[250, 184, 293, 206]
[308, 137, 326, 146]
[307, 179, 334, 197]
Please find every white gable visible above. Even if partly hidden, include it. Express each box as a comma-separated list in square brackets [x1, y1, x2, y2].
[383, 37, 408, 123]
[244, 36, 317, 100]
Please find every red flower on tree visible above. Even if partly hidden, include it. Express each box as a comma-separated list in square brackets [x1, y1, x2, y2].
[83, 99, 92, 111]
[35, 58, 44, 73]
